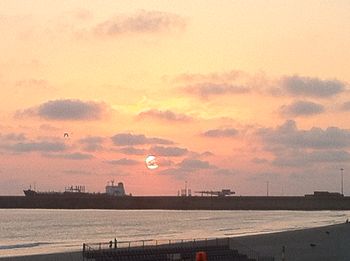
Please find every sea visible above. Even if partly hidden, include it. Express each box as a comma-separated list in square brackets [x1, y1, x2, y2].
[0, 209, 349, 257]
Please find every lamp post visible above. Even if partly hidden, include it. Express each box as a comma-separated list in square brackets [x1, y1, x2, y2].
[340, 168, 344, 195]
[266, 181, 269, 197]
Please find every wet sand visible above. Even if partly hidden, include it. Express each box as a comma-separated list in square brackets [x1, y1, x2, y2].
[0, 251, 82, 261]
[1, 222, 350, 261]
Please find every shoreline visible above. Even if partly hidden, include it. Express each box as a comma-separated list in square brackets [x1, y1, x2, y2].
[1, 222, 350, 261]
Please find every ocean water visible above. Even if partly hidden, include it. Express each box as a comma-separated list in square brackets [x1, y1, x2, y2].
[0, 209, 349, 257]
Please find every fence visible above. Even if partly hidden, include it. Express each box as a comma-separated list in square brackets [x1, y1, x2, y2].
[83, 237, 274, 261]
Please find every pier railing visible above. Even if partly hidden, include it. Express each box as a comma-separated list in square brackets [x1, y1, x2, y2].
[83, 237, 274, 261]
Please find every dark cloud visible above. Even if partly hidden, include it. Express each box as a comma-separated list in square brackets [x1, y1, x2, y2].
[79, 136, 104, 151]
[39, 124, 60, 131]
[281, 75, 345, 98]
[280, 100, 325, 116]
[214, 168, 237, 176]
[178, 158, 217, 170]
[258, 120, 350, 150]
[0, 133, 26, 141]
[202, 128, 239, 137]
[157, 158, 174, 167]
[159, 158, 217, 177]
[0, 133, 66, 154]
[201, 151, 214, 157]
[251, 157, 269, 164]
[150, 145, 188, 157]
[138, 109, 192, 122]
[273, 150, 350, 167]
[249, 172, 280, 182]
[118, 146, 147, 155]
[341, 101, 350, 111]
[63, 169, 93, 175]
[105, 158, 139, 166]
[94, 10, 185, 36]
[17, 99, 108, 121]
[44, 152, 93, 160]
[184, 83, 249, 99]
[111, 133, 173, 146]
[3, 141, 66, 153]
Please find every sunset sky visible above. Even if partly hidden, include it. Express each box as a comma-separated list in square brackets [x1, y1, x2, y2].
[1, 1, 350, 196]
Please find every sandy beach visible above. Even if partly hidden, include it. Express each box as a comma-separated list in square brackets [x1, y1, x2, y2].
[230, 222, 350, 261]
[0, 251, 82, 261]
[1, 222, 350, 261]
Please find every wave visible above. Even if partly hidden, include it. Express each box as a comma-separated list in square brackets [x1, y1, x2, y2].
[218, 228, 235, 232]
[0, 242, 53, 250]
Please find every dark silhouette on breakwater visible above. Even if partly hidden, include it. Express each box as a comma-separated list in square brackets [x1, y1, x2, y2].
[1, 190, 350, 210]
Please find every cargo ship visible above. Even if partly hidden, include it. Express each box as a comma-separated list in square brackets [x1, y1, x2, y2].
[1, 182, 350, 210]
[23, 181, 127, 198]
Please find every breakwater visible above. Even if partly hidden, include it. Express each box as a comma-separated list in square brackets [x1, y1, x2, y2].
[1, 195, 350, 210]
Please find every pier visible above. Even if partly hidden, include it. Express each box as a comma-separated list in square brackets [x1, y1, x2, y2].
[82, 237, 274, 261]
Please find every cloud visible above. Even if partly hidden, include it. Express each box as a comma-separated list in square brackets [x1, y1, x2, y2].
[201, 151, 214, 157]
[214, 168, 237, 176]
[280, 75, 346, 98]
[39, 124, 60, 131]
[341, 101, 350, 111]
[0, 133, 67, 154]
[159, 158, 217, 177]
[174, 71, 245, 84]
[184, 83, 249, 99]
[251, 157, 269, 164]
[118, 146, 147, 155]
[280, 100, 325, 116]
[111, 133, 173, 146]
[15, 79, 49, 89]
[44, 152, 93, 160]
[2, 141, 66, 153]
[258, 120, 350, 150]
[202, 128, 239, 137]
[63, 169, 94, 175]
[157, 158, 174, 167]
[272, 150, 350, 167]
[249, 172, 281, 182]
[178, 158, 217, 170]
[150, 145, 188, 157]
[79, 136, 104, 151]
[138, 109, 192, 122]
[256, 120, 350, 169]
[94, 10, 185, 37]
[69, 8, 93, 21]
[0, 133, 26, 141]
[17, 99, 108, 121]
[105, 158, 139, 165]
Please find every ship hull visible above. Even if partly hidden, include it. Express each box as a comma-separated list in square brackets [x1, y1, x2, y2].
[1, 195, 350, 210]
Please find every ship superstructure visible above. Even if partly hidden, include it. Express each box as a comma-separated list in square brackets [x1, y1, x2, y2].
[105, 181, 125, 196]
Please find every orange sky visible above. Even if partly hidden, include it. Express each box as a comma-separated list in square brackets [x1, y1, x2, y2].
[1, 0, 350, 196]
